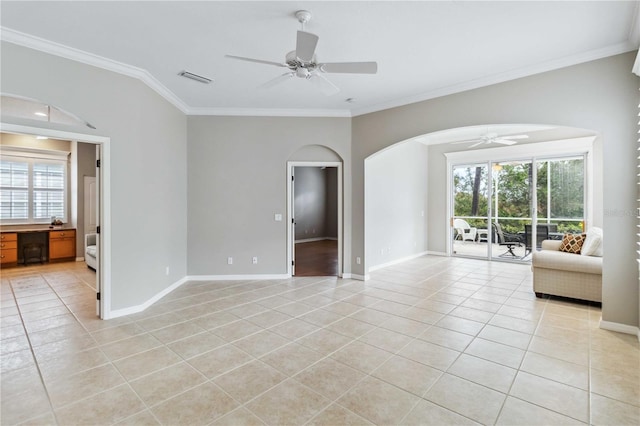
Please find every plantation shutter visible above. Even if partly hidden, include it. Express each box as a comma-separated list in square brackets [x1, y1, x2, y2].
[0, 148, 68, 224]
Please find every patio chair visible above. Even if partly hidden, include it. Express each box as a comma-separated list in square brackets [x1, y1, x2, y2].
[524, 224, 549, 257]
[453, 219, 477, 242]
[493, 222, 523, 258]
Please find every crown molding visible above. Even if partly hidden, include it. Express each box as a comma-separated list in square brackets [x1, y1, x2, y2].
[186, 107, 351, 118]
[351, 41, 638, 117]
[1, 27, 190, 114]
[2, 26, 635, 119]
[1, 27, 351, 118]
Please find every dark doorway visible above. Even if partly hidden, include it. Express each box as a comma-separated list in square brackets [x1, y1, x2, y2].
[293, 166, 338, 276]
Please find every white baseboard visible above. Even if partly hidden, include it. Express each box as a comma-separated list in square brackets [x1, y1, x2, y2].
[75, 257, 85, 262]
[186, 274, 291, 281]
[599, 320, 640, 341]
[368, 251, 430, 273]
[108, 276, 190, 319]
[426, 251, 448, 256]
[346, 273, 369, 281]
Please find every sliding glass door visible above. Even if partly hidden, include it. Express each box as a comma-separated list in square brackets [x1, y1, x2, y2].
[452, 163, 490, 258]
[492, 160, 532, 260]
[451, 155, 586, 262]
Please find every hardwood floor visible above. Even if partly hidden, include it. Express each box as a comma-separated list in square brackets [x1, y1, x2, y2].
[294, 239, 338, 276]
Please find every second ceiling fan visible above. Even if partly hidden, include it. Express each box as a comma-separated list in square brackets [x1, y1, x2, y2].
[225, 10, 377, 95]
[454, 132, 529, 148]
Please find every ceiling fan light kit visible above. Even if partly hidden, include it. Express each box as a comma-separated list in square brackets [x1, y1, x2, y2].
[225, 10, 378, 95]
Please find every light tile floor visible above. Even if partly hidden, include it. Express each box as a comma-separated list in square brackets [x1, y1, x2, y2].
[1, 257, 639, 425]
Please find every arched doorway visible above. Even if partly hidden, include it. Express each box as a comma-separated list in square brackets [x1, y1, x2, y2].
[287, 145, 344, 277]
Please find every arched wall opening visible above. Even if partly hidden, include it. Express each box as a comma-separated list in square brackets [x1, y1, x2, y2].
[364, 123, 602, 275]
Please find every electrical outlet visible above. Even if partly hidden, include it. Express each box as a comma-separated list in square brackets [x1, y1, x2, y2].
[252, 257, 258, 264]
[356, 257, 361, 265]
[165, 266, 170, 276]
[227, 257, 233, 265]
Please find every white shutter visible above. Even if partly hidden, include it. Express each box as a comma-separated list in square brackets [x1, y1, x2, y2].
[0, 148, 68, 224]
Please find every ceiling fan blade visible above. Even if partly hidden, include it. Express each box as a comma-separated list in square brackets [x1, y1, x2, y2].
[258, 72, 294, 90]
[296, 31, 319, 62]
[504, 134, 529, 140]
[452, 138, 483, 145]
[493, 138, 518, 145]
[469, 141, 485, 148]
[320, 62, 378, 74]
[225, 55, 286, 68]
[310, 73, 340, 96]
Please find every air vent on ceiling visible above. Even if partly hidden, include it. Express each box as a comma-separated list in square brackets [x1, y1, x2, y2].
[178, 70, 212, 84]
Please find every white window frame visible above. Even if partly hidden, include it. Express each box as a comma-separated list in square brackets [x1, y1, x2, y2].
[0, 147, 69, 225]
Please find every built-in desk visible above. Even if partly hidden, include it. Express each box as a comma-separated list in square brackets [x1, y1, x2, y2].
[0, 228, 76, 267]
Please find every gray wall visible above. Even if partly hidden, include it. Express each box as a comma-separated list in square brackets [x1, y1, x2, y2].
[1, 42, 188, 311]
[187, 116, 351, 276]
[294, 167, 338, 241]
[353, 51, 639, 328]
[365, 140, 429, 268]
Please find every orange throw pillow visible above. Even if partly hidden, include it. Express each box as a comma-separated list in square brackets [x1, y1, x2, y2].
[559, 233, 586, 254]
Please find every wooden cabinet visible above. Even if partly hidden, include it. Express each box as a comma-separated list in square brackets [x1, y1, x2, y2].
[0, 233, 18, 265]
[49, 230, 76, 261]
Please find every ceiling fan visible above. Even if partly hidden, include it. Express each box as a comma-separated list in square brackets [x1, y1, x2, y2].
[453, 132, 529, 148]
[225, 10, 377, 95]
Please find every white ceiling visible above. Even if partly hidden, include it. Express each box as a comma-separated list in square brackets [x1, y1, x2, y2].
[1, 1, 638, 118]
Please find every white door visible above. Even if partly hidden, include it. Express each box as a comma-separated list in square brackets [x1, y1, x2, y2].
[94, 145, 101, 317]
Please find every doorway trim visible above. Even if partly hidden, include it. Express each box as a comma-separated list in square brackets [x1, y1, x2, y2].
[287, 161, 343, 277]
[1, 122, 111, 319]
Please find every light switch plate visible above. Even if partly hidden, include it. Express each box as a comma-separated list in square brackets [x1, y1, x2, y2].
[274, 214, 282, 221]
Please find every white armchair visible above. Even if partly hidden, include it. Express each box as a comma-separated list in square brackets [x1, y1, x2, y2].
[85, 233, 97, 270]
[453, 219, 478, 242]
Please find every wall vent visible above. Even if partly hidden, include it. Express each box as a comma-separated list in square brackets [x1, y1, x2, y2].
[178, 70, 212, 84]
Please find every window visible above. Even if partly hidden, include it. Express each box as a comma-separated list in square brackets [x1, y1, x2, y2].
[0, 152, 68, 224]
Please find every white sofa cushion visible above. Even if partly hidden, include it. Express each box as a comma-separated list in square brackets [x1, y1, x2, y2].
[86, 245, 96, 258]
[533, 247, 602, 275]
[581, 227, 603, 257]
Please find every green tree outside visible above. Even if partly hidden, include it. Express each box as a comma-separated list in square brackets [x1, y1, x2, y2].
[454, 158, 584, 235]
